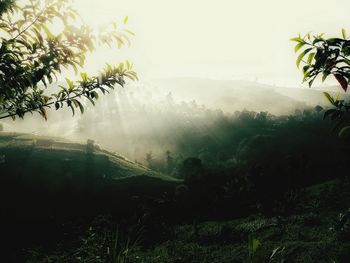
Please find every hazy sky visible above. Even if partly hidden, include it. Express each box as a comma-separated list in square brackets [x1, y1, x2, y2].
[73, 0, 349, 87]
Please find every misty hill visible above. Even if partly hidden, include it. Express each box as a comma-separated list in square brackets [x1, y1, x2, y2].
[0, 132, 167, 179]
[0, 78, 341, 165]
[151, 78, 328, 115]
[0, 132, 180, 221]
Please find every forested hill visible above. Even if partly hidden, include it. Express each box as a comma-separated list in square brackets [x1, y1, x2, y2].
[151, 78, 330, 115]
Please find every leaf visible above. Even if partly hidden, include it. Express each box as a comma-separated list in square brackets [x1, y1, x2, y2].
[122, 29, 135, 36]
[248, 236, 261, 255]
[124, 16, 129, 24]
[270, 246, 285, 259]
[313, 37, 324, 45]
[41, 23, 53, 39]
[16, 39, 32, 50]
[252, 239, 261, 252]
[294, 42, 305, 53]
[296, 48, 312, 68]
[334, 74, 348, 92]
[91, 91, 99, 99]
[323, 92, 335, 105]
[339, 126, 350, 137]
[31, 27, 43, 44]
[126, 60, 131, 70]
[65, 78, 74, 90]
[342, 28, 347, 39]
[69, 104, 75, 116]
[34, 69, 45, 82]
[80, 72, 87, 82]
[307, 52, 316, 64]
[72, 99, 84, 114]
[86, 96, 95, 106]
[335, 92, 341, 101]
[290, 37, 304, 43]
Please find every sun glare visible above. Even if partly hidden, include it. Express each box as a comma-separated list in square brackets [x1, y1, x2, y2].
[70, 0, 350, 86]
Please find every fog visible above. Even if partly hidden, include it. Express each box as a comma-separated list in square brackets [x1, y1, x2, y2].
[72, 0, 350, 87]
[1, 77, 331, 163]
[2, 0, 348, 163]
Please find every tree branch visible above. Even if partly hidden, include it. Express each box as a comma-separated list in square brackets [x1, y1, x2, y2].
[0, 91, 82, 120]
[11, 1, 50, 41]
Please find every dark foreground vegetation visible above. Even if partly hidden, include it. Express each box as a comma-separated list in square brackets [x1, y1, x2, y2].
[1, 106, 350, 262]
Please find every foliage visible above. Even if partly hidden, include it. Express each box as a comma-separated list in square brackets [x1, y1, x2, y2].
[75, 94, 350, 214]
[330, 208, 350, 242]
[26, 218, 142, 263]
[292, 30, 350, 136]
[247, 235, 261, 263]
[0, 0, 137, 120]
[268, 246, 286, 263]
[2, 137, 350, 262]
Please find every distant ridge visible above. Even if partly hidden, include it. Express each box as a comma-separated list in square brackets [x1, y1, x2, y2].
[150, 78, 331, 115]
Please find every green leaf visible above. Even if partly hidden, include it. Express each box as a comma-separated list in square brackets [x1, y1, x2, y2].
[126, 60, 131, 70]
[72, 99, 84, 114]
[124, 16, 129, 24]
[323, 92, 335, 105]
[313, 38, 324, 45]
[41, 23, 53, 39]
[339, 126, 350, 137]
[78, 103, 84, 114]
[290, 37, 304, 43]
[122, 29, 135, 36]
[68, 103, 75, 116]
[65, 78, 74, 89]
[91, 91, 99, 99]
[270, 247, 285, 260]
[307, 52, 316, 64]
[86, 96, 95, 106]
[252, 239, 261, 253]
[296, 48, 312, 68]
[342, 28, 347, 39]
[294, 42, 305, 53]
[80, 72, 87, 82]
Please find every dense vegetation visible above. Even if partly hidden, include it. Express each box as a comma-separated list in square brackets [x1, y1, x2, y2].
[292, 29, 350, 136]
[1, 102, 350, 262]
[0, 0, 136, 120]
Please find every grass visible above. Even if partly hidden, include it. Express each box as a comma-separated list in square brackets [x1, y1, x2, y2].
[1, 132, 350, 262]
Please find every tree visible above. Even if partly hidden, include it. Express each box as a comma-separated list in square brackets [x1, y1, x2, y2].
[0, 0, 137, 120]
[292, 29, 350, 136]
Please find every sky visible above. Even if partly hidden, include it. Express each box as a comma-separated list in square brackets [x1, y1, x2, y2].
[72, 0, 349, 87]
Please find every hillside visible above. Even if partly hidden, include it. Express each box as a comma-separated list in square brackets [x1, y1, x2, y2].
[151, 78, 327, 115]
[0, 132, 176, 179]
[0, 132, 180, 221]
[20, 179, 350, 263]
[129, 180, 350, 263]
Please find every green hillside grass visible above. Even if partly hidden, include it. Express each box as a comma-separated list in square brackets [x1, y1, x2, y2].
[0, 132, 181, 222]
[0, 132, 179, 180]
